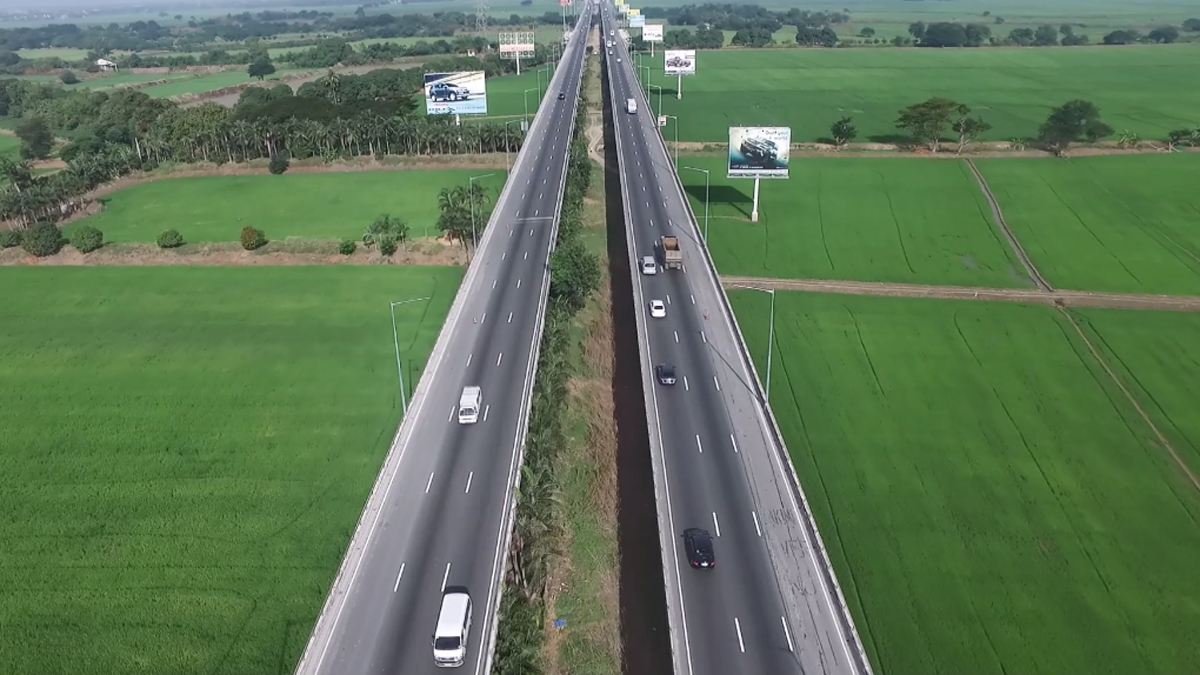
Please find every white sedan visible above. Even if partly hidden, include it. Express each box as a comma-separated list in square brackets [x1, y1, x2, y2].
[649, 299, 666, 318]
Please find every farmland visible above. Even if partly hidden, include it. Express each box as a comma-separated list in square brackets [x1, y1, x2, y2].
[74, 170, 508, 244]
[678, 156, 1030, 287]
[140, 69, 302, 99]
[0, 266, 463, 675]
[644, 45, 1200, 143]
[0, 133, 18, 159]
[976, 154, 1200, 296]
[729, 290, 1200, 675]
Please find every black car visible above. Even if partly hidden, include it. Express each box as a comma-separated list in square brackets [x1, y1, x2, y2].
[558, 92, 566, 100]
[683, 528, 715, 569]
[655, 364, 676, 385]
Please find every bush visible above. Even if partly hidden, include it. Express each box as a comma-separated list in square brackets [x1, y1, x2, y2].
[59, 70, 79, 85]
[268, 153, 290, 175]
[0, 229, 20, 248]
[69, 225, 104, 253]
[338, 239, 357, 255]
[157, 229, 185, 248]
[377, 235, 398, 257]
[21, 223, 64, 257]
[240, 226, 267, 250]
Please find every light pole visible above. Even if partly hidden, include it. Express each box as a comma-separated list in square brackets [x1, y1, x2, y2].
[468, 173, 497, 252]
[537, 66, 551, 100]
[730, 285, 775, 401]
[523, 87, 539, 125]
[638, 64, 650, 98]
[648, 83, 663, 120]
[504, 119, 523, 172]
[681, 165, 709, 244]
[390, 296, 432, 416]
[661, 114, 678, 168]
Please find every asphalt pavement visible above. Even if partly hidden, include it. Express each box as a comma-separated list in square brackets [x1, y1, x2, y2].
[293, 8, 593, 675]
[600, 6, 874, 675]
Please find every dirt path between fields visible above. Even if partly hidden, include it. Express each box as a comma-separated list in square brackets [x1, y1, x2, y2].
[964, 158, 1052, 291]
[0, 240, 468, 267]
[719, 276, 1200, 312]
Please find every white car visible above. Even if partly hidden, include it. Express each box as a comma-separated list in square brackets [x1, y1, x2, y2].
[641, 256, 657, 275]
[649, 300, 666, 318]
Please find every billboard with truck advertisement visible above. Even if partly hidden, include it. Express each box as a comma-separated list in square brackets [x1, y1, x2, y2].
[664, 49, 695, 76]
[424, 71, 487, 116]
[728, 127, 791, 178]
[642, 23, 663, 41]
[629, 14, 645, 27]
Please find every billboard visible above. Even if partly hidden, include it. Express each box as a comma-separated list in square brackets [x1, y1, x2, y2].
[643, 23, 663, 42]
[425, 71, 487, 116]
[498, 31, 535, 58]
[629, 14, 645, 27]
[728, 127, 791, 179]
[628, 8, 640, 15]
[664, 49, 695, 76]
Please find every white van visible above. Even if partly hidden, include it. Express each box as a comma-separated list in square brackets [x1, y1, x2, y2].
[432, 586, 472, 667]
[626, 98, 637, 114]
[458, 386, 481, 424]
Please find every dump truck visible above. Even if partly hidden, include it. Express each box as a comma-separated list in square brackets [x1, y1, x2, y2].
[659, 235, 682, 270]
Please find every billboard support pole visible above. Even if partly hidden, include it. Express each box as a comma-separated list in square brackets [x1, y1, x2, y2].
[516, 52, 521, 75]
[751, 177, 761, 222]
[678, 73, 682, 99]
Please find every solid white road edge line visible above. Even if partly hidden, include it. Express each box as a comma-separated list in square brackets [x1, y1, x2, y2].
[782, 616, 796, 652]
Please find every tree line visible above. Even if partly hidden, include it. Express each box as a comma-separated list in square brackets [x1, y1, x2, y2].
[827, 98, 1200, 155]
[0, 56, 533, 228]
[904, 18, 1198, 47]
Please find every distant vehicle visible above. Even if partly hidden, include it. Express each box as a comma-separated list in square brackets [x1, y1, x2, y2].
[610, 29, 614, 35]
[429, 82, 471, 102]
[683, 528, 715, 569]
[655, 364, 676, 385]
[666, 56, 692, 68]
[739, 135, 779, 163]
[432, 586, 472, 667]
[649, 299, 666, 318]
[558, 92, 566, 100]
[626, 97, 637, 114]
[458, 386, 481, 424]
[617, 57, 622, 63]
[641, 255, 657, 275]
[659, 235, 682, 270]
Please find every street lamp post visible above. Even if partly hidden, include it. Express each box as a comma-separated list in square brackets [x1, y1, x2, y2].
[730, 285, 776, 401]
[390, 296, 432, 416]
[648, 83, 663, 120]
[662, 114, 679, 168]
[523, 87, 539, 125]
[504, 119, 524, 172]
[537, 66, 551, 100]
[681, 165, 710, 244]
[638, 64, 650, 99]
[468, 173, 497, 252]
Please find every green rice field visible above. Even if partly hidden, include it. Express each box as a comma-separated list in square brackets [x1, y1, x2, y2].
[141, 69, 300, 98]
[642, 45, 1200, 143]
[678, 156, 1030, 286]
[0, 266, 463, 675]
[729, 290, 1200, 675]
[977, 154, 1200, 295]
[0, 133, 19, 159]
[15, 47, 90, 60]
[73, 170, 508, 243]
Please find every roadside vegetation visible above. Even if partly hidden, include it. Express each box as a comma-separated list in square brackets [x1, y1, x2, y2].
[0, 266, 463, 675]
[492, 59, 603, 675]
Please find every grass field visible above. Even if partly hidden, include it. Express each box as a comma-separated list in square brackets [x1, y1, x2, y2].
[0, 133, 19, 159]
[73, 170, 508, 244]
[140, 69, 301, 98]
[677, 156, 1030, 286]
[977, 154, 1200, 295]
[0, 266, 463, 675]
[642, 45, 1200, 143]
[729, 290, 1200, 675]
[14, 47, 90, 60]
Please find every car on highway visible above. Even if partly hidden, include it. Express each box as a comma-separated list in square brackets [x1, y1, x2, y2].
[683, 528, 715, 569]
[641, 256, 657, 275]
[429, 82, 471, 102]
[558, 92, 566, 100]
[432, 586, 472, 667]
[649, 300, 666, 318]
[655, 364, 676, 385]
[617, 57, 622, 63]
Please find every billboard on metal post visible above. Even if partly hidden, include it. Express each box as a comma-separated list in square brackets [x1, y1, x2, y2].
[664, 49, 695, 76]
[424, 71, 488, 116]
[628, 8, 640, 15]
[498, 31, 536, 58]
[728, 127, 791, 178]
[629, 14, 645, 27]
[642, 23, 663, 42]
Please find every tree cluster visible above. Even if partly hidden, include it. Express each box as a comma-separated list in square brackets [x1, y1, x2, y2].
[492, 63, 600, 675]
[907, 18, 1197, 47]
[643, 4, 848, 32]
[0, 59, 528, 229]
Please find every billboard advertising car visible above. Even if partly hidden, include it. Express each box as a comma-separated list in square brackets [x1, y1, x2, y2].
[643, 23, 663, 42]
[664, 49, 695, 76]
[728, 127, 791, 178]
[629, 14, 645, 27]
[424, 71, 487, 116]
